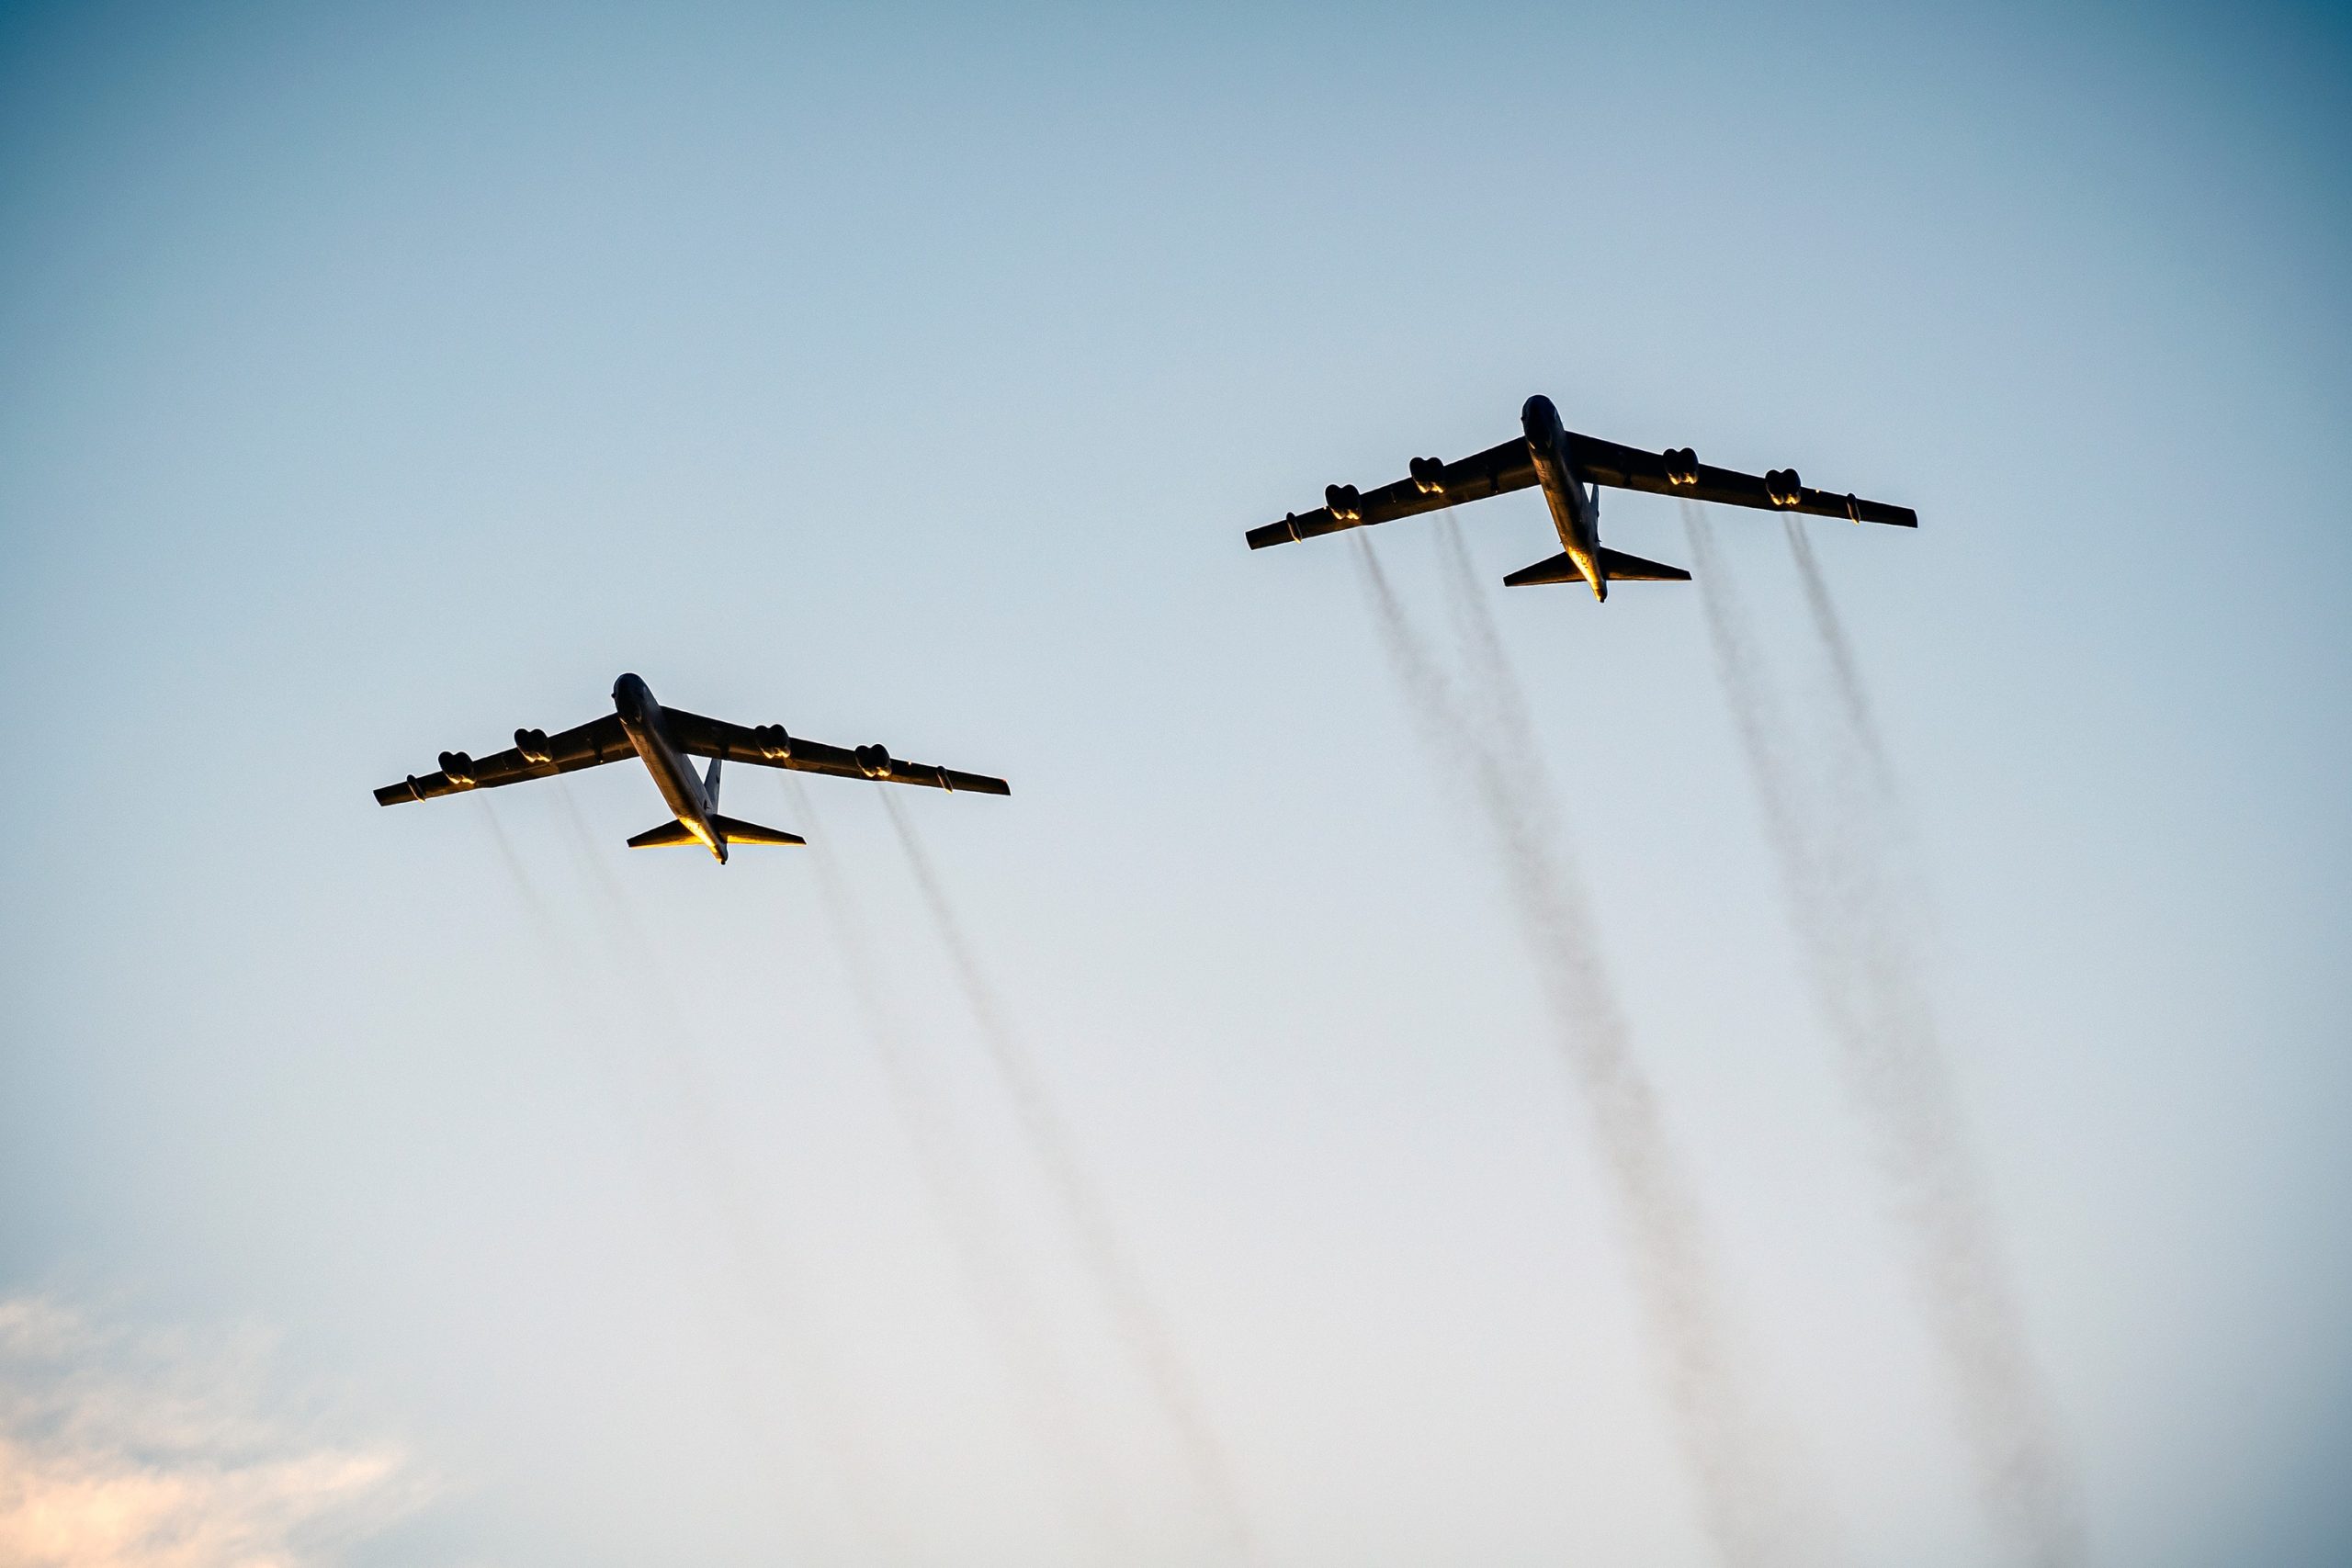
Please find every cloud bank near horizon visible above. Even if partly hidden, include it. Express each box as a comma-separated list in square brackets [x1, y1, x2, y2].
[0, 1294, 425, 1568]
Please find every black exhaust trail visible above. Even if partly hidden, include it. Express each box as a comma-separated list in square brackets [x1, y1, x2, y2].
[784, 776, 1135, 1561]
[878, 790, 1257, 1563]
[479, 797, 562, 934]
[1685, 504, 2084, 1568]
[546, 784, 910, 1565]
[1781, 517, 1896, 796]
[1352, 527, 1835, 1568]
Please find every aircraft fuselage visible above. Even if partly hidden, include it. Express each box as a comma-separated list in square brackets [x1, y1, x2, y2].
[1521, 394, 1606, 601]
[613, 672, 726, 862]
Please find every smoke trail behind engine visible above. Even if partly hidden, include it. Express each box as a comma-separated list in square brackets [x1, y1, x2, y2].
[1781, 517, 1894, 796]
[1684, 504, 2084, 1568]
[877, 791, 1256, 1564]
[1351, 529, 1833, 1568]
[539, 784, 906, 1563]
[479, 797, 562, 935]
[783, 776, 1134, 1560]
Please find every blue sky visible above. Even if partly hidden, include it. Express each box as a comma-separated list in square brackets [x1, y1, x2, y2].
[2, 3, 2347, 1564]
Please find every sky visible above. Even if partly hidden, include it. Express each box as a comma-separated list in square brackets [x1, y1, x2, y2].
[2, 1, 2348, 1564]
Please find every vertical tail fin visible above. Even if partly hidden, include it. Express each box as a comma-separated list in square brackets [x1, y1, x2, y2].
[704, 753, 722, 807]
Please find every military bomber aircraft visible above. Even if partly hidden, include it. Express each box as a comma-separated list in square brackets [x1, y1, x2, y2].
[374, 672, 1009, 863]
[1247, 394, 1917, 600]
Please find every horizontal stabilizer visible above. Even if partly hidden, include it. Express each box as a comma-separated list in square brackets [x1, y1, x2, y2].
[624, 816, 807, 849]
[1597, 546, 1691, 581]
[710, 813, 806, 848]
[1502, 551, 1585, 587]
[1502, 546, 1692, 588]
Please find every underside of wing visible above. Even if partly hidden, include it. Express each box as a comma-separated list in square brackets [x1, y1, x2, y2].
[374, 712, 632, 805]
[661, 709, 1012, 795]
[1247, 434, 1536, 548]
[1566, 431, 1918, 527]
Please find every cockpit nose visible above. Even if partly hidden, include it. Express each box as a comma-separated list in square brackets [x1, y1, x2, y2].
[1521, 393, 1560, 437]
[613, 672, 650, 718]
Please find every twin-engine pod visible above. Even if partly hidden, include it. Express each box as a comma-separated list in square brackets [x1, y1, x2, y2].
[514, 728, 553, 765]
[1765, 468, 1805, 507]
[854, 744, 893, 779]
[1408, 457, 1446, 496]
[1324, 483, 1363, 523]
[752, 724, 793, 761]
[438, 750, 477, 786]
[1662, 447, 1701, 488]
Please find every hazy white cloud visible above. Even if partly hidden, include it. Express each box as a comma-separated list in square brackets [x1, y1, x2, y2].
[0, 1295, 425, 1568]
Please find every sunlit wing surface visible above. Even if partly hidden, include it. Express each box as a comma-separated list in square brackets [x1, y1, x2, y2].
[373, 712, 632, 804]
[1246, 435, 1536, 547]
[1247, 430, 1916, 548]
[372, 672, 1007, 870]
[1561, 432, 1917, 525]
[659, 709, 1012, 795]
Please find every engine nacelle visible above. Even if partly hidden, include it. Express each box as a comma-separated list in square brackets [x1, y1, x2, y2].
[1765, 468, 1804, 507]
[1408, 457, 1446, 496]
[515, 728, 553, 765]
[1663, 447, 1700, 489]
[1325, 483, 1363, 523]
[438, 750, 477, 786]
[854, 743, 892, 780]
[752, 724, 793, 762]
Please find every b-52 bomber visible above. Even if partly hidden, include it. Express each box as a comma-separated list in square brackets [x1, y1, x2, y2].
[1247, 394, 1917, 601]
[374, 672, 1009, 863]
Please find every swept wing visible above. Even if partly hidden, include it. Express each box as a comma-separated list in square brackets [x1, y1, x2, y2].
[660, 709, 1012, 795]
[1247, 436, 1534, 548]
[1247, 431, 1916, 548]
[374, 712, 633, 805]
[1562, 432, 1917, 525]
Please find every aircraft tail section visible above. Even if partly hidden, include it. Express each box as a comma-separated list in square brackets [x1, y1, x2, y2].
[1503, 546, 1691, 588]
[1502, 550, 1584, 587]
[709, 814, 806, 848]
[1595, 547, 1692, 581]
[626, 814, 805, 849]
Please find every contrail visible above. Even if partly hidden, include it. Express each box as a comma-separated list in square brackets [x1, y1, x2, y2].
[546, 785, 909, 1565]
[784, 777, 1134, 1560]
[1781, 516, 1894, 795]
[1428, 519, 1547, 783]
[479, 797, 562, 935]
[878, 790, 1256, 1563]
[1352, 527, 1830, 1568]
[1684, 505, 2084, 1568]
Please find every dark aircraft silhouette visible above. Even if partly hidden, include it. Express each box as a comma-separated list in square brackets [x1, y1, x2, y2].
[1246, 395, 1917, 601]
[374, 672, 1009, 863]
